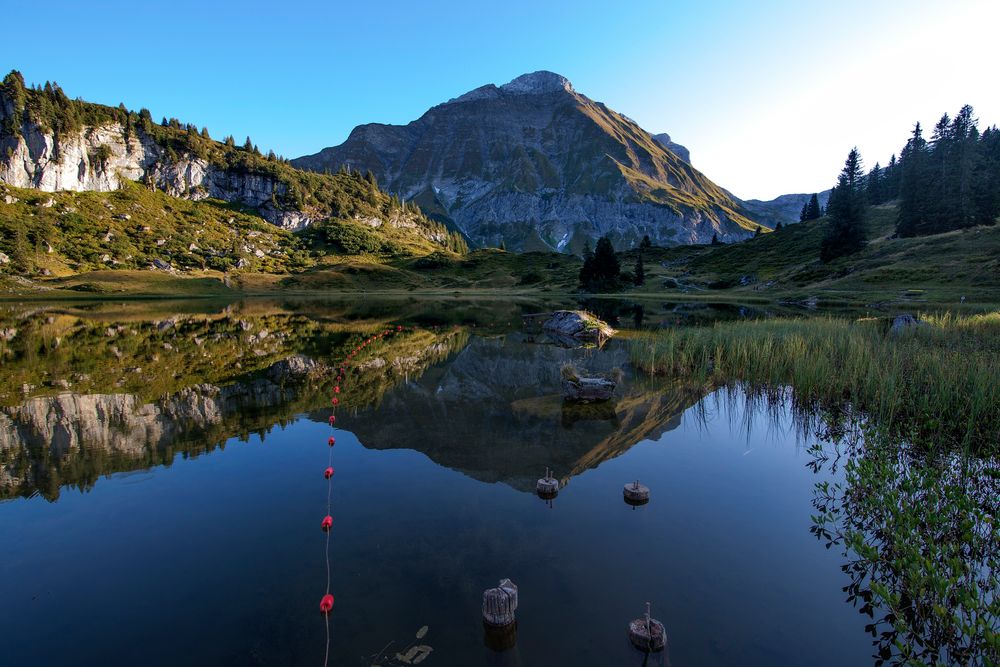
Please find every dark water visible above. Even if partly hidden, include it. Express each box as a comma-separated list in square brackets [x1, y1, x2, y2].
[0, 299, 874, 665]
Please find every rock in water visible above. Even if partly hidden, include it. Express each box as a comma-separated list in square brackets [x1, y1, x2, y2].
[562, 376, 616, 402]
[539, 310, 615, 347]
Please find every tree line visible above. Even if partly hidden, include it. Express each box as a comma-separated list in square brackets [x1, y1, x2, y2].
[818, 104, 998, 261]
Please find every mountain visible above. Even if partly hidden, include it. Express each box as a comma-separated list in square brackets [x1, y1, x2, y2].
[0, 70, 466, 276]
[293, 71, 760, 251]
[741, 190, 831, 228]
[651, 133, 691, 164]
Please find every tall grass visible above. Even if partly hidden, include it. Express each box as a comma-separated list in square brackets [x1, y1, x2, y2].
[628, 312, 1000, 451]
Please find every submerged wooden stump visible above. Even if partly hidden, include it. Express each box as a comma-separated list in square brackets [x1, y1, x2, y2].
[482, 578, 518, 628]
[535, 468, 559, 498]
[623, 480, 650, 506]
[628, 603, 667, 653]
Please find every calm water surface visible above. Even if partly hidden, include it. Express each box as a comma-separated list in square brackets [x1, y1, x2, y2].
[0, 299, 874, 665]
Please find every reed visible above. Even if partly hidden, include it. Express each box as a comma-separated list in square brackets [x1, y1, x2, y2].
[628, 312, 1000, 451]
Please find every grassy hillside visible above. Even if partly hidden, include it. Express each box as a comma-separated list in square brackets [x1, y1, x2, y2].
[621, 204, 1000, 305]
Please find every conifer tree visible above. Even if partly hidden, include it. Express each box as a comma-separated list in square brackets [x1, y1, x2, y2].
[821, 148, 867, 261]
[639, 234, 652, 249]
[634, 251, 645, 286]
[711, 233, 720, 245]
[866, 163, 883, 204]
[807, 193, 822, 220]
[897, 123, 932, 237]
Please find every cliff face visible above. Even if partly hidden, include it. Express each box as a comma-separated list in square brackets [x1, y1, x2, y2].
[0, 97, 312, 230]
[294, 71, 759, 250]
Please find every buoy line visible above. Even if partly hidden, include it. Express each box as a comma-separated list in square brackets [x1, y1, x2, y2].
[318, 324, 408, 666]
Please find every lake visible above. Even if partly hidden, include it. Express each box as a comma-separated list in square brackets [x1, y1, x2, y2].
[0, 298, 878, 665]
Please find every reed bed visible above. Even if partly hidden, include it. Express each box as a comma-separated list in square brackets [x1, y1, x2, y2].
[628, 312, 1000, 451]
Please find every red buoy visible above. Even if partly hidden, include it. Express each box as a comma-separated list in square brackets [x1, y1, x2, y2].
[331, 397, 339, 405]
[324, 466, 334, 479]
[328, 415, 336, 425]
[334, 386, 340, 393]
[321, 515, 333, 531]
[320, 593, 334, 613]
[328, 436, 336, 446]
[397, 325, 402, 331]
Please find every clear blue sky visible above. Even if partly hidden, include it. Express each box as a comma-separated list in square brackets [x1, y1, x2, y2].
[3, 0, 996, 199]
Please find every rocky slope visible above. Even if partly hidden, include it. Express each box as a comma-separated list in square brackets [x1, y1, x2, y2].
[0, 71, 464, 263]
[294, 71, 760, 251]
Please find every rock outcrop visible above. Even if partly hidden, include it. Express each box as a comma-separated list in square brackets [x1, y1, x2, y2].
[293, 71, 759, 250]
[542, 310, 616, 347]
[0, 100, 314, 230]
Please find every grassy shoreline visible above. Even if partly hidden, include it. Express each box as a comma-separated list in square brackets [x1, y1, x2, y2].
[627, 312, 1000, 451]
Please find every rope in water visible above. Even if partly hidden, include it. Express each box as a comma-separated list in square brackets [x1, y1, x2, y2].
[318, 324, 407, 666]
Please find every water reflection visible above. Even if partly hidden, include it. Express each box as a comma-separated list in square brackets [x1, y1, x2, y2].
[1, 297, 969, 666]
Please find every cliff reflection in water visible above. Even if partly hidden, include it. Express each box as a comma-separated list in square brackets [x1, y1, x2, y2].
[0, 302, 469, 500]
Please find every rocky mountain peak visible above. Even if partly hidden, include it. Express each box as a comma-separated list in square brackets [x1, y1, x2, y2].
[499, 71, 574, 95]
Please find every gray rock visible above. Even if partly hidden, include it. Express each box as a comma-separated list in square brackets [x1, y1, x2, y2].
[562, 376, 616, 402]
[889, 313, 925, 335]
[538, 310, 615, 347]
[0, 252, 9, 264]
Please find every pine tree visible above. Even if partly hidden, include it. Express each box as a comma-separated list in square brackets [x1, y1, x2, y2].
[754, 225, 763, 237]
[799, 200, 810, 222]
[639, 234, 652, 249]
[579, 236, 620, 290]
[971, 126, 1000, 227]
[775, 221, 784, 231]
[634, 251, 645, 286]
[866, 163, 883, 204]
[897, 123, 932, 237]
[806, 193, 822, 220]
[882, 153, 900, 200]
[243, 137, 253, 151]
[710, 233, 720, 245]
[821, 147, 867, 262]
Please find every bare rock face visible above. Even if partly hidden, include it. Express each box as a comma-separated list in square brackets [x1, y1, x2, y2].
[0, 97, 312, 230]
[293, 71, 758, 251]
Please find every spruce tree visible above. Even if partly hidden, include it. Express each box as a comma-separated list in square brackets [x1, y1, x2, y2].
[971, 126, 1000, 227]
[866, 163, 882, 204]
[807, 193, 822, 219]
[821, 148, 867, 262]
[639, 234, 652, 249]
[897, 123, 932, 237]
[634, 252, 645, 286]
[710, 233, 720, 245]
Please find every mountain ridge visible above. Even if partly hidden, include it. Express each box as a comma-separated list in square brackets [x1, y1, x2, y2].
[293, 71, 761, 251]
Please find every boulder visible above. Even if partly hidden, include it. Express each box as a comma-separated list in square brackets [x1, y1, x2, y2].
[562, 376, 616, 402]
[889, 313, 925, 336]
[527, 310, 615, 347]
